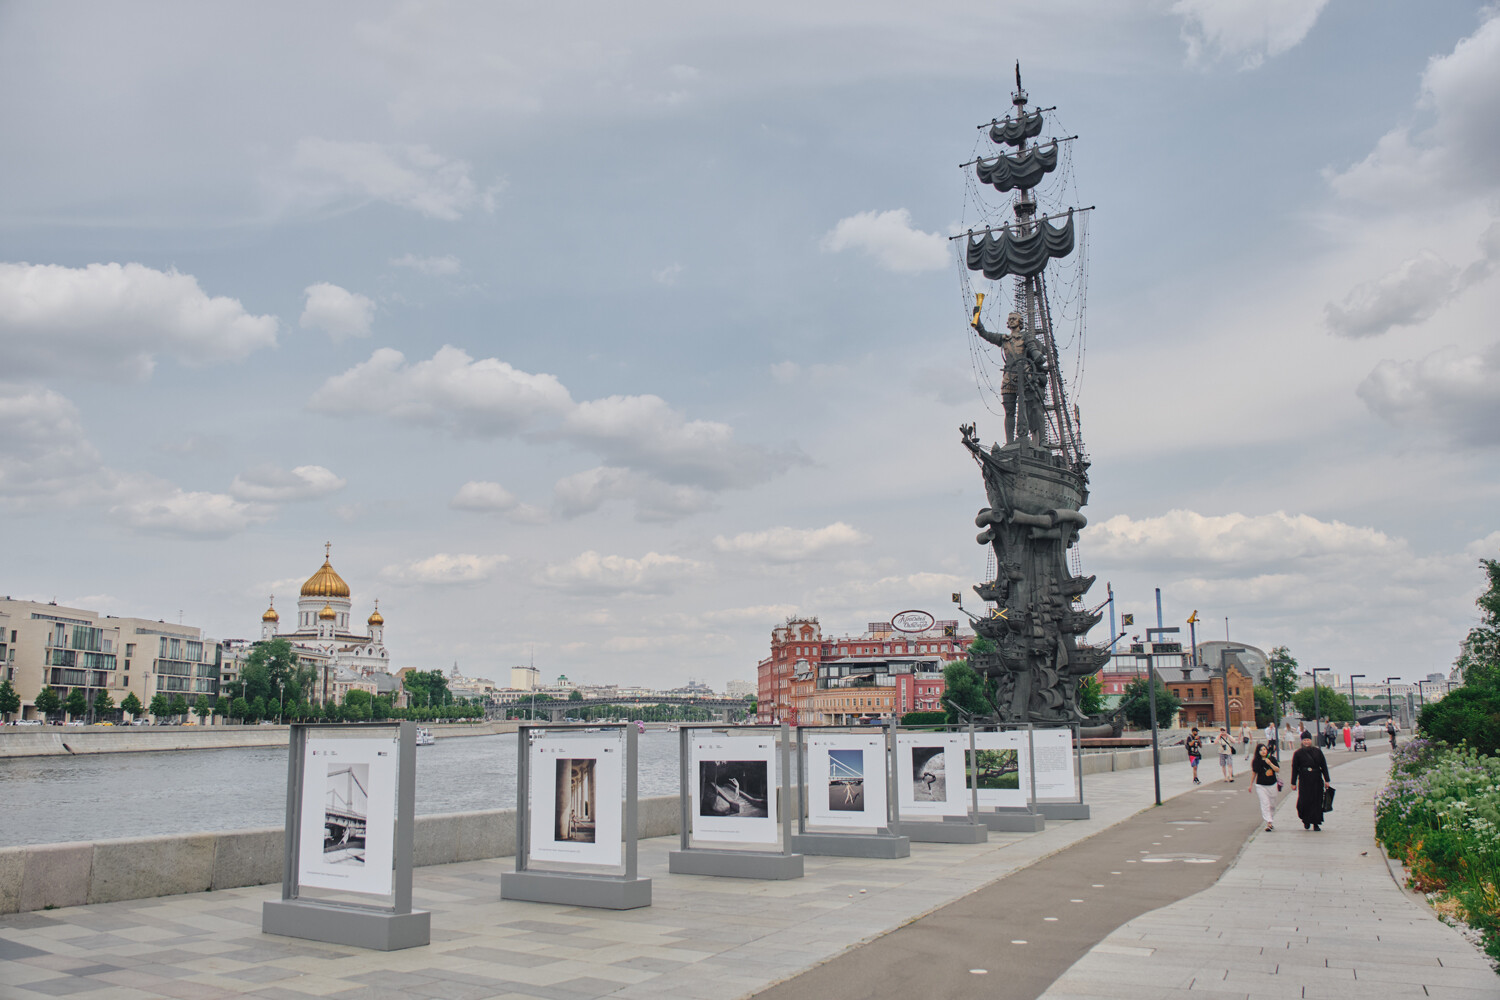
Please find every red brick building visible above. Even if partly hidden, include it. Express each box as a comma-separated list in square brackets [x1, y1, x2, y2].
[756, 617, 973, 725]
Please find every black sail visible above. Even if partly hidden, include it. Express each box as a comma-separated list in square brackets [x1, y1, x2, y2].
[975, 142, 1058, 192]
[965, 210, 1075, 280]
[989, 110, 1044, 147]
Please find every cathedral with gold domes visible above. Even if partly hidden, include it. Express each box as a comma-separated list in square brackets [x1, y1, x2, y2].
[258, 544, 390, 676]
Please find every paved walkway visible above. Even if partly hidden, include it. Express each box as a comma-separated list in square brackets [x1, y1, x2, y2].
[0, 746, 1490, 1000]
[1038, 751, 1496, 999]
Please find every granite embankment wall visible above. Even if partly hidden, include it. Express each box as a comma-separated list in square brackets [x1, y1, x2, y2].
[0, 720, 517, 757]
[0, 744, 1187, 914]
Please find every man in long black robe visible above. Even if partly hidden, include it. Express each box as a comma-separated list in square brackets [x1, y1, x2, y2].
[1290, 734, 1331, 830]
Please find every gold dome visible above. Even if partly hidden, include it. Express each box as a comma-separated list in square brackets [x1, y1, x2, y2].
[367, 602, 384, 626]
[261, 605, 279, 622]
[301, 554, 350, 598]
[318, 603, 337, 621]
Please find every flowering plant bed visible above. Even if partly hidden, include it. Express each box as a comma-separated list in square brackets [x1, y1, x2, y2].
[1376, 738, 1500, 968]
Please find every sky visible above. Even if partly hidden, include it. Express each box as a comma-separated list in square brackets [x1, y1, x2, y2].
[1, 0, 1497, 689]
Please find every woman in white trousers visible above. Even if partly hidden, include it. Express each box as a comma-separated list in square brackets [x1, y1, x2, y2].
[1249, 743, 1279, 830]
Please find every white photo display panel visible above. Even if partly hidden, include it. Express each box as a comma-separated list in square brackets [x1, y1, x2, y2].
[527, 732, 624, 868]
[690, 734, 778, 844]
[807, 732, 889, 829]
[969, 731, 1030, 809]
[297, 735, 400, 897]
[1030, 728, 1077, 800]
[896, 733, 969, 817]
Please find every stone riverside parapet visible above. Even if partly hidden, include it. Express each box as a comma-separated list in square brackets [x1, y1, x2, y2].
[0, 744, 1187, 914]
[0, 720, 516, 758]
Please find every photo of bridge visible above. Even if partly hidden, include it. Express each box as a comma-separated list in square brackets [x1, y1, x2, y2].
[322, 763, 368, 866]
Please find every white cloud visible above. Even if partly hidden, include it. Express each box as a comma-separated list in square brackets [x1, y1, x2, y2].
[0, 262, 277, 379]
[560, 393, 795, 489]
[0, 384, 102, 504]
[390, 253, 462, 276]
[1172, 0, 1329, 70]
[653, 263, 683, 285]
[1330, 9, 1500, 203]
[230, 464, 346, 502]
[312, 347, 800, 515]
[552, 466, 716, 523]
[821, 209, 948, 273]
[300, 283, 375, 340]
[110, 487, 270, 539]
[381, 552, 510, 586]
[449, 480, 549, 523]
[699, 603, 803, 625]
[810, 571, 966, 611]
[285, 138, 488, 220]
[309, 345, 574, 436]
[1324, 251, 1460, 339]
[713, 522, 869, 563]
[1356, 343, 1500, 446]
[538, 550, 707, 596]
[1085, 509, 1399, 567]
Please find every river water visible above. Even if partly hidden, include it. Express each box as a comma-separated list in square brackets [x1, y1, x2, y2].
[0, 731, 685, 847]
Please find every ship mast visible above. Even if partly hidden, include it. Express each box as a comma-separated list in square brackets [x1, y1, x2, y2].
[1005, 64, 1086, 475]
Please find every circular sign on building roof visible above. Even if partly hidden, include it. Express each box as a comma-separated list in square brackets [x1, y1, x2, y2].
[891, 610, 936, 633]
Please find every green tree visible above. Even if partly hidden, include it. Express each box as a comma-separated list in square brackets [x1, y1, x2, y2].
[1078, 676, 1104, 716]
[1267, 646, 1300, 712]
[1252, 684, 1276, 727]
[35, 686, 62, 720]
[149, 693, 169, 719]
[249, 695, 267, 722]
[120, 691, 143, 720]
[214, 695, 230, 719]
[568, 689, 583, 702]
[1119, 676, 1182, 730]
[372, 694, 392, 721]
[943, 658, 994, 723]
[1416, 555, 1500, 754]
[240, 638, 306, 705]
[65, 687, 89, 721]
[1291, 686, 1352, 723]
[343, 689, 373, 721]
[93, 689, 115, 720]
[231, 696, 249, 721]
[169, 694, 189, 720]
[402, 669, 451, 708]
[0, 678, 20, 721]
[193, 694, 212, 721]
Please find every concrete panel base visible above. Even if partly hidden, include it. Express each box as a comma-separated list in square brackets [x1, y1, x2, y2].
[1038, 802, 1091, 820]
[499, 871, 652, 910]
[980, 809, 1046, 833]
[668, 849, 804, 880]
[896, 820, 988, 844]
[261, 899, 430, 951]
[789, 832, 910, 859]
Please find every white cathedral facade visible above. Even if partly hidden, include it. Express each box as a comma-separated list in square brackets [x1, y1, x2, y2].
[258, 545, 391, 677]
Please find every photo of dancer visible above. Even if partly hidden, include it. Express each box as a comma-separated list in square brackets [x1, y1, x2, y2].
[699, 760, 769, 817]
[911, 746, 946, 802]
[322, 763, 368, 866]
[828, 749, 865, 811]
[554, 758, 597, 844]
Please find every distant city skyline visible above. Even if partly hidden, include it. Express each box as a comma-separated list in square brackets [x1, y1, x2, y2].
[1, 3, 1496, 688]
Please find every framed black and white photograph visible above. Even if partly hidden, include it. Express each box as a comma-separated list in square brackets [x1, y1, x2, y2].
[897, 733, 969, 816]
[807, 733, 887, 828]
[296, 736, 399, 896]
[527, 733, 622, 867]
[322, 762, 369, 865]
[690, 735, 778, 844]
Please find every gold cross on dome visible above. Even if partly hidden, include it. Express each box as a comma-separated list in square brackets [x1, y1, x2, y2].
[325, 541, 331, 558]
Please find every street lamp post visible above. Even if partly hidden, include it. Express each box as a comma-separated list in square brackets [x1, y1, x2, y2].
[1386, 676, 1400, 726]
[1219, 646, 1246, 730]
[1349, 673, 1365, 724]
[1311, 667, 1330, 738]
[1415, 680, 1426, 710]
[1145, 626, 1181, 807]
